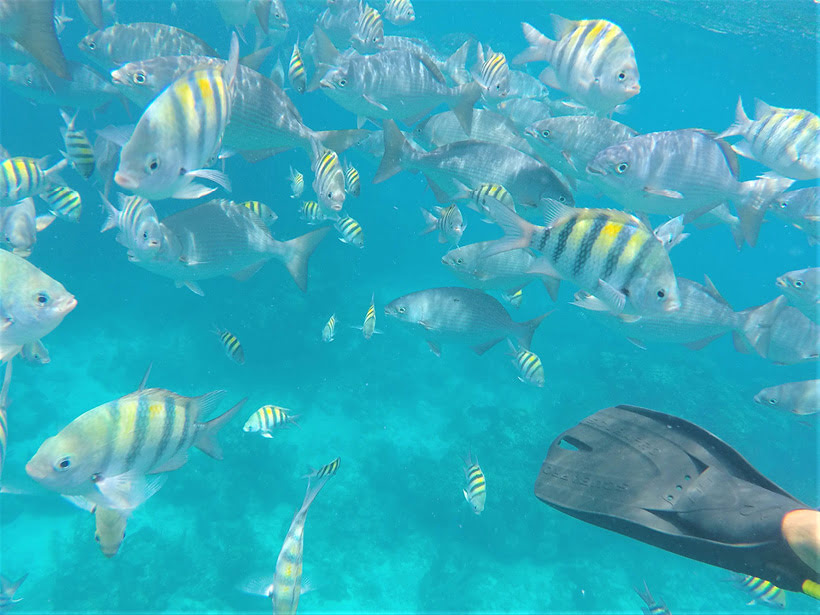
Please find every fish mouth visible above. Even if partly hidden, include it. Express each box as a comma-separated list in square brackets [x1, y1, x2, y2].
[523, 127, 538, 139]
[663, 298, 682, 312]
[627, 83, 641, 94]
[114, 171, 139, 190]
[319, 79, 332, 89]
[586, 164, 605, 176]
[110, 69, 124, 84]
[61, 295, 78, 313]
[775, 276, 787, 288]
[25, 459, 45, 481]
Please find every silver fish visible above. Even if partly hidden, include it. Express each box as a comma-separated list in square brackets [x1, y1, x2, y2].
[375, 120, 573, 209]
[754, 380, 820, 416]
[0, 0, 69, 79]
[737, 297, 819, 365]
[77, 0, 104, 28]
[776, 267, 819, 324]
[769, 187, 819, 246]
[384, 286, 548, 357]
[314, 0, 363, 48]
[20, 338, 49, 365]
[0, 61, 118, 110]
[0, 198, 54, 257]
[412, 109, 534, 156]
[506, 69, 550, 101]
[0, 249, 76, 362]
[132, 199, 329, 294]
[586, 129, 794, 246]
[0, 573, 26, 612]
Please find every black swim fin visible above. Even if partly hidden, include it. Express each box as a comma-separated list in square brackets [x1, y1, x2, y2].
[534, 405, 818, 594]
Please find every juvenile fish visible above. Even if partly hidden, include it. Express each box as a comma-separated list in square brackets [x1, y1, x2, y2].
[475, 43, 510, 100]
[288, 43, 306, 94]
[420, 204, 464, 246]
[322, 313, 336, 342]
[299, 200, 337, 225]
[344, 161, 360, 197]
[20, 339, 49, 365]
[500, 288, 523, 309]
[335, 214, 364, 248]
[0, 198, 55, 257]
[509, 341, 544, 387]
[776, 267, 819, 323]
[754, 380, 819, 416]
[100, 193, 163, 261]
[214, 327, 245, 365]
[59, 110, 95, 179]
[243, 405, 299, 438]
[462, 451, 486, 514]
[719, 98, 819, 181]
[634, 582, 671, 615]
[236, 200, 277, 226]
[0, 572, 26, 612]
[0, 156, 66, 205]
[769, 187, 819, 246]
[731, 575, 786, 609]
[42, 186, 81, 223]
[288, 166, 304, 199]
[360, 293, 377, 339]
[383, 0, 414, 25]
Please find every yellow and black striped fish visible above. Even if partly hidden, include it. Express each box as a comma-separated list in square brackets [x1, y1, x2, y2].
[462, 451, 486, 514]
[457, 182, 516, 216]
[322, 313, 336, 342]
[60, 110, 95, 179]
[383, 0, 415, 25]
[344, 161, 360, 197]
[335, 215, 364, 248]
[243, 405, 299, 438]
[501, 288, 523, 309]
[288, 43, 306, 94]
[0, 362, 11, 482]
[235, 200, 277, 226]
[305, 456, 341, 479]
[214, 327, 245, 365]
[361, 293, 377, 339]
[299, 200, 328, 225]
[353, 3, 384, 52]
[0, 156, 66, 205]
[478, 45, 510, 98]
[311, 143, 346, 212]
[733, 575, 786, 608]
[509, 341, 544, 387]
[288, 166, 304, 199]
[42, 186, 82, 222]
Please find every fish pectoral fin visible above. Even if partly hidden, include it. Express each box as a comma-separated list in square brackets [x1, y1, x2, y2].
[362, 93, 388, 111]
[462, 488, 471, 502]
[472, 337, 503, 355]
[261, 432, 274, 439]
[61, 494, 95, 513]
[642, 186, 684, 199]
[173, 181, 217, 200]
[596, 279, 627, 314]
[231, 261, 266, 282]
[184, 168, 232, 192]
[570, 292, 609, 312]
[684, 333, 725, 350]
[426, 340, 441, 357]
[418, 320, 433, 330]
[626, 337, 647, 350]
[94, 471, 153, 511]
[179, 280, 205, 296]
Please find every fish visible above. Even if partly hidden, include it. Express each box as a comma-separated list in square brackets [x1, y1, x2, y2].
[243, 405, 299, 438]
[53, 4, 73, 36]
[586, 129, 794, 247]
[0, 0, 70, 79]
[383, 0, 414, 25]
[59, 111, 95, 179]
[731, 574, 786, 609]
[634, 581, 671, 615]
[687, 203, 744, 250]
[20, 338, 49, 365]
[25, 372, 246, 509]
[0, 573, 26, 612]
[475, 44, 510, 100]
[288, 166, 304, 198]
[0, 198, 55, 257]
[509, 341, 544, 387]
[299, 200, 337, 225]
[41, 186, 81, 223]
[288, 43, 306, 94]
[131, 199, 329, 293]
[235, 200, 277, 226]
[412, 109, 534, 156]
[113, 34, 240, 200]
[360, 293, 377, 339]
[482, 199, 681, 317]
[441, 241, 559, 298]
[77, 0, 104, 28]
[110, 55, 368, 160]
[776, 267, 819, 324]
[304, 456, 341, 480]
[79, 22, 217, 71]
[100, 193, 163, 261]
[322, 313, 336, 342]
[384, 286, 547, 357]
[523, 116, 638, 186]
[0, 156, 66, 205]
[500, 288, 523, 309]
[0, 249, 76, 362]
[420, 203, 465, 246]
[351, 4, 384, 54]
[718, 97, 820, 181]
[769, 187, 819, 246]
[455, 182, 517, 216]
[265, 0, 289, 33]
[214, 327, 245, 365]
[754, 380, 820, 416]
[315, 29, 481, 132]
[506, 69, 550, 101]
[513, 15, 640, 114]
[334, 214, 364, 248]
[311, 143, 346, 212]
[0, 361, 10, 481]
[344, 161, 360, 197]
[375, 120, 574, 209]
[462, 450, 486, 514]
[736, 297, 819, 365]
[0, 61, 118, 110]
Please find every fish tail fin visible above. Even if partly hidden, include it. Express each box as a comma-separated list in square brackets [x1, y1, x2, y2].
[224, 32, 241, 93]
[280, 226, 331, 291]
[299, 474, 330, 516]
[0, 573, 28, 602]
[59, 108, 76, 129]
[99, 193, 120, 232]
[374, 119, 411, 183]
[443, 39, 471, 85]
[516, 311, 550, 350]
[314, 128, 369, 153]
[419, 208, 437, 235]
[735, 175, 794, 246]
[6, 2, 70, 80]
[734, 295, 788, 355]
[718, 96, 751, 139]
[45, 158, 68, 178]
[480, 195, 538, 257]
[513, 22, 554, 65]
[195, 395, 246, 460]
[450, 81, 481, 134]
[727, 216, 745, 250]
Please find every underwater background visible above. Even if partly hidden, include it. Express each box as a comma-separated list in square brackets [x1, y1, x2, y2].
[1, 0, 818, 612]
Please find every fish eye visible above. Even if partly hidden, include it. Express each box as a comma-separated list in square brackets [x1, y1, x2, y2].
[616, 162, 629, 174]
[558, 195, 566, 203]
[794, 280, 804, 288]
[338, 78, 347, 87]
[778, 201, 787, 209]
[145, 156, 160, 173]
[768, 398, 778, 405]
[656, 289, 665, 299]
[618, 72, 626, 80]
[88, 41, 96, 50]
[95, 534, 101, 542]
[133, 71, 146, 84]
[541, 129, 550, 138]
[54, 456, 72, 471]
[36, 292, 50, 305]
[456, 257, 463, 265]
[327, 191, 333, 199]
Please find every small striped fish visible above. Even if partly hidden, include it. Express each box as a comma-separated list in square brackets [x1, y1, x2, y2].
[719, 98, 820, 181]
[42, 186, 82, 222]
[733, 575, 786, 609]
[299, 200, 337, 225]
[0, 156, 66, 205]
[243, 405, 299, 438]
[25, 381, 246, 509]
[383, 0, 414, 25]
[634, 582, 671, 615]
[515, 15, 640, 114]
[288, 166, 304, 199]
[235, 200, 277, 226]
[311, 144, 346, 212]
[0, 362, 11, 482]
[352, 3, 384, 53]
[462, 451, 486, 514]
[501, 288, 523, 309]
[288, 43, 306, 94]
[335, 215, 364, 248]
[100, 193, 163, 258]
[484, 199, 680, 317]
[361, 294, 377, 340]
[305, 456, 341, 479]
[214, 327, 245, 365]
[59, 110, 95, 179]
[477, 44, 510, 99]
[344, 161, 360, 197]
[509, 342, 544, 387]
[322, 313, 336, 342]
[456, 182, 516, 216]
[420, 203, 464, 246]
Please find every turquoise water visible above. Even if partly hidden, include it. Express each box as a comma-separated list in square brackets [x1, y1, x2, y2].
[1, 0, 818, 613]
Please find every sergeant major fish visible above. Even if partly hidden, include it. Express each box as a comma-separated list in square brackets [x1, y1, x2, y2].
[322, 313, 336, 342]
[214, 327, 245, 365]
[59, 111, 95, 179]
[0, 156, 66, 205]
[100, 193, 163, 261]
[383, 0, 414, 25]
[288, 167, 304, 198]
[509, 341, 544, 387]
[311, 143, 346, 212]
[420, 204, 464, 246]
[288, 43, 306, 94]
[42, 186, 81, 223]
[359, 293, 378, 339]
[462, 450, 486, 514]
[351, 4, 384, 54]
[335, 215, 364, 248]
[731, 575, 786, 609]
[634, 582, 671, 615]
[243, 405, 299, 438]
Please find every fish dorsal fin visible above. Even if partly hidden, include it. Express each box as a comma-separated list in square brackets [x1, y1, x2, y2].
[696, 129, 741, 179]
[137, 364, 153, 391]
[541, 198, 573, 227]
[414, 52, 447, 86]
[312, 26, 340, 65]
[550, 14, 577, 38]
[754, 98, 775, 120]
[702, 275, 731, 307]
